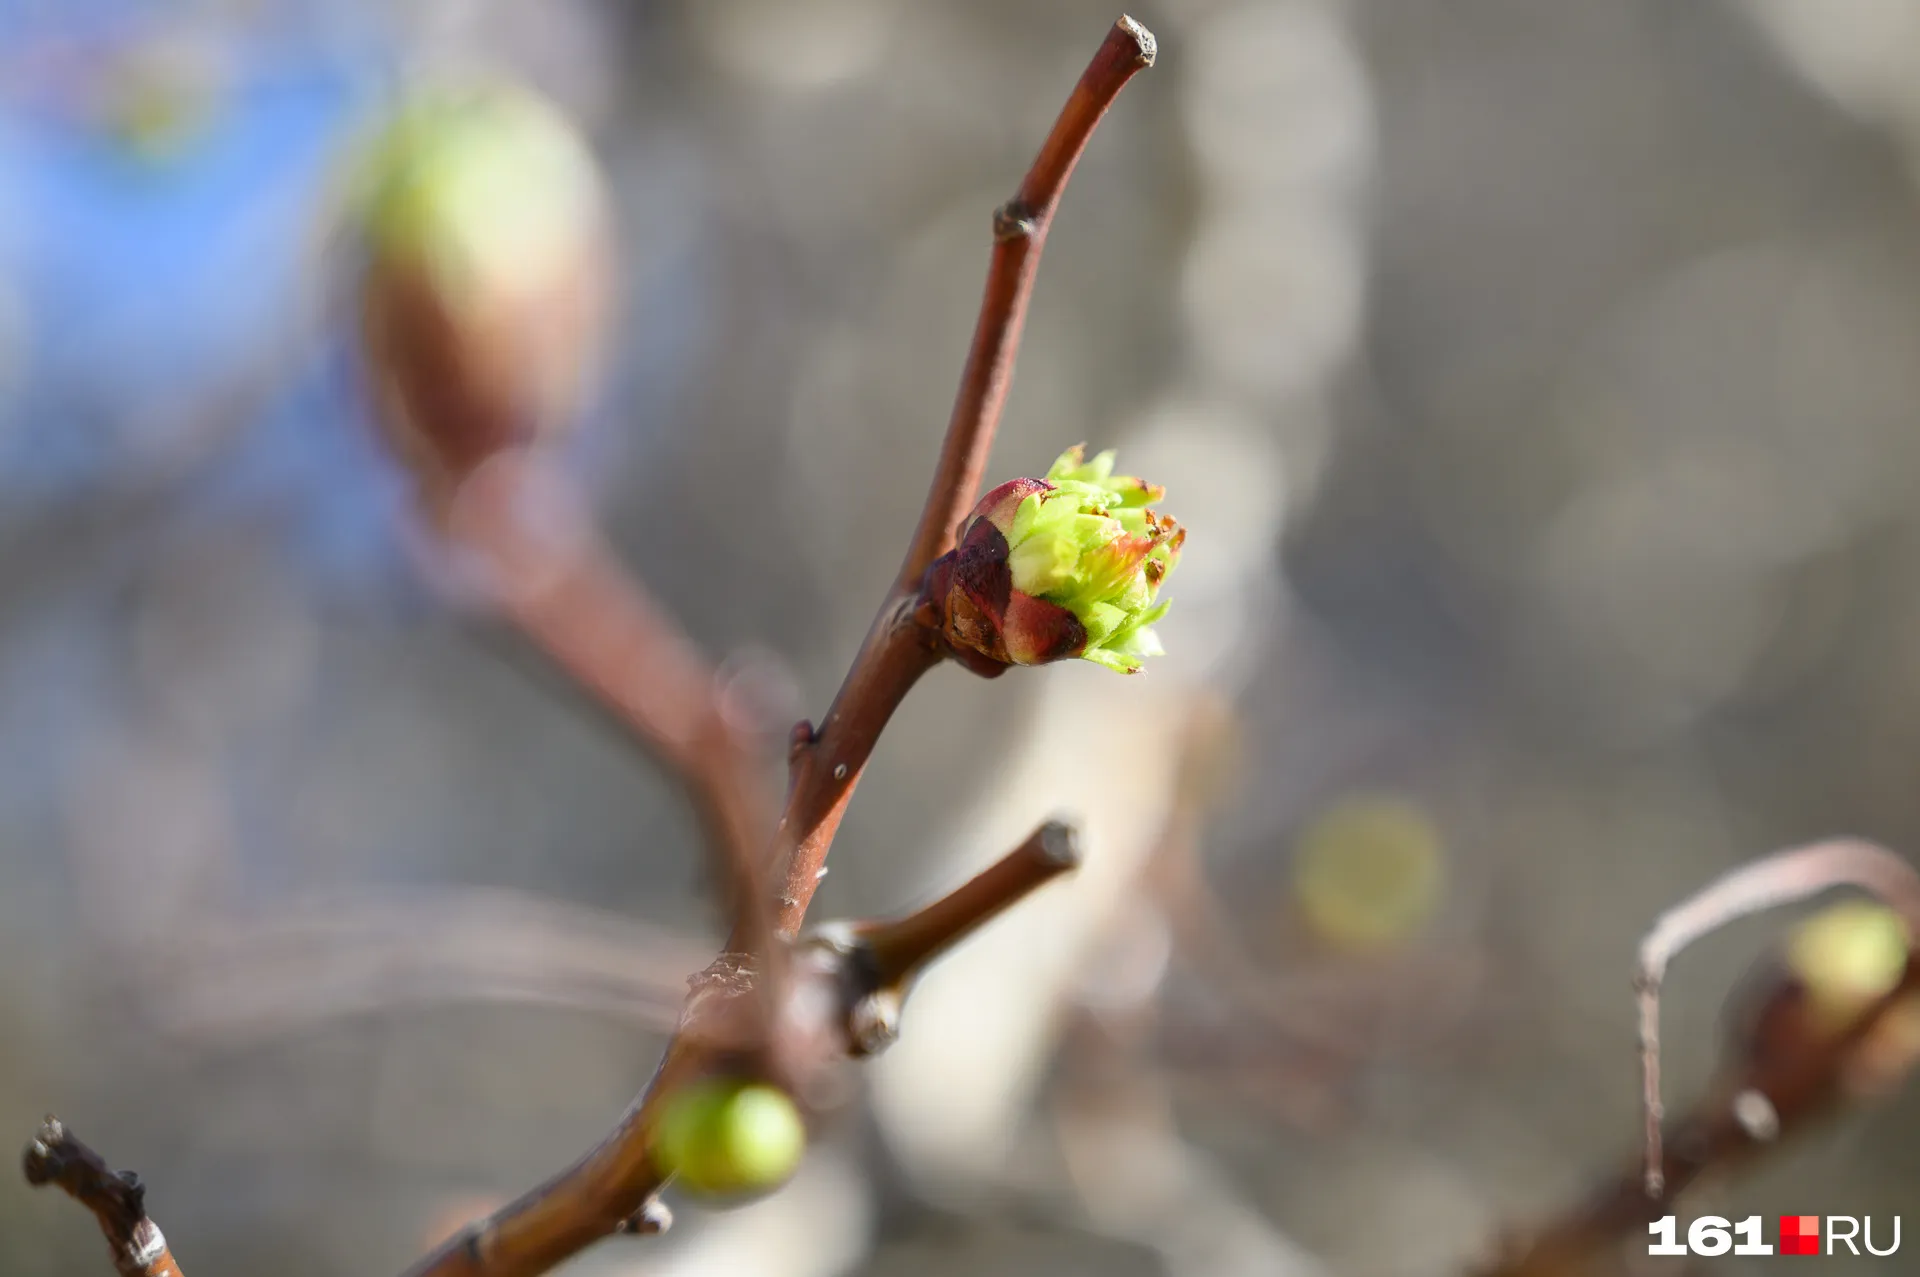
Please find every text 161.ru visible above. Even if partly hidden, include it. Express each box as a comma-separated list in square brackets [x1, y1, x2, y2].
[1649, 1215, 1900, 1257]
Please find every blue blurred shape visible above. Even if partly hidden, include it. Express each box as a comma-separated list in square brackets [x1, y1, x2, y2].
[0, 12, 388, 497]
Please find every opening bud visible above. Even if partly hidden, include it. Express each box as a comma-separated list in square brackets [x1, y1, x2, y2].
[928, 445, 1184, 674]
[1787, 900, 1911, 1029]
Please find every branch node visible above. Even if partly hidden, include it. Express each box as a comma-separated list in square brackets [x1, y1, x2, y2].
[992, 200, 1039, 242]
[615, 1199, 672, 1236]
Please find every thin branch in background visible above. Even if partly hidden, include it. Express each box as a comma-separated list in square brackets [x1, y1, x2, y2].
[1480, 959, 1920, 1277]
[1633, 838, 1920, 1196]
[129, 887, 710, 1046]
[398, 20, 1156, 1277]
[23, 1118, 185, 1277]
[439, 452, 779, 1002]
[1479, 840, 1920, 1277]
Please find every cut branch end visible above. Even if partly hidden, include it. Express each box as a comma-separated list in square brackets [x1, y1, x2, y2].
[23, 1118, 185, 1277]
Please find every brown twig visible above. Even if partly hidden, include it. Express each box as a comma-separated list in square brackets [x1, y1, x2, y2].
[401, 20, 1155, 1277]
[1632, 838, 1920, 1195]
[767, 601, 945, 938]
[23, 1118, 185, 1277]
[807, 819, 1084, 1055]
[771, 15, 1157, 939]
[1481, 958, 1920, 1277]
[856, 818, 1082, 984]
[1481, 839, 1920, 1277]
[898, 14, 1157, 587]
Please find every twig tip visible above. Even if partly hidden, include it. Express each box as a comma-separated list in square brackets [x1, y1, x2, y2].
[1038, 819, 1083, 869]
[1117, 15, 1157, 66]
[22, 1117, 63, 1185]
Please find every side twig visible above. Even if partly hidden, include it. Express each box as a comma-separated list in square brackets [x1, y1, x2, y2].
[855, 818, 1082, 984]
[807, 819, 1083, 1055]
[23, 1118, 185, 1277]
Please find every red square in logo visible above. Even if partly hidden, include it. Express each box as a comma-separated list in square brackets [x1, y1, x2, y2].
[1780, 1215, 1821, 1256]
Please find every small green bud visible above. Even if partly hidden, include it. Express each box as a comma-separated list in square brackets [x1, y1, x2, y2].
[929, 445, 1184, 675]
[1787, 900, 1910, 1029]
[1726, 900, 1917, 1075]
[650, 1078, 807, 1199]
[354, 79, 611, 494]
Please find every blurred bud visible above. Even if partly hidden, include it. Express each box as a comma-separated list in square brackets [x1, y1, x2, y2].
[1787, 900, 1910, 1028]
[928, 445, 1184, 674]
[1292, 795, 1445, 954]
[1726, 901, 1917, 1082]
[650, 1077, 807, 1199]
[355, 79, 611, 497]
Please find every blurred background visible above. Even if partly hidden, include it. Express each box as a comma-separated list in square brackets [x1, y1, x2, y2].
[5, 1, 1920, 1274]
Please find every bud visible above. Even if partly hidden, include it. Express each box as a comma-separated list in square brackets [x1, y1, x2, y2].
[1788, 900, 1910, 1029]
[355, 80, 611, 496]
[650, 1077, 807, 1199]
[1726, 901, 1915, 1074]
[929, 445, 1184, 674]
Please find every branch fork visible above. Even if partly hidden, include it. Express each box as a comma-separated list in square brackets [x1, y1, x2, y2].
[32, 17, 1154, 1277]
[13, 18, 1158, 1277]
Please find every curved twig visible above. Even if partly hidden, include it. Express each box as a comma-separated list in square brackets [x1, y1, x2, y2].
[1634, 838, 1920, 1195]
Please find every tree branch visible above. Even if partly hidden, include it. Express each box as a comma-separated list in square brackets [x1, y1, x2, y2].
[131, 887, 710, 1045]
[400, 19, 1155, 1277]
[898, 14, 1156, 589]
[807, 819, 1083, 1054]
[856, 818, 1081, 985]
[23, 1119, 185, 1277]
[771, 15, 1157, 938]
[1632, 839, 1920, 1195]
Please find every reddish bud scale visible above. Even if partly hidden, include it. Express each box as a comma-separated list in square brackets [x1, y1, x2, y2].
[933, 511, 1090, 672]
[924, 447, 1184, 675]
